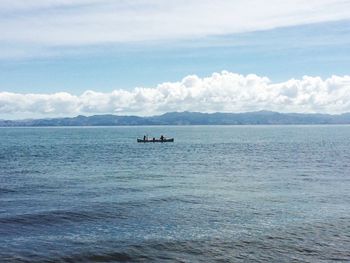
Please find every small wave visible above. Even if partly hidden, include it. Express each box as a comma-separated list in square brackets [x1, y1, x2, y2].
[2, 223, 350, 263]
[0, 188, 16, 194]
[60, 251, 134, 262]
[146, 195, 202, 205]
[0, 208, 127, 227]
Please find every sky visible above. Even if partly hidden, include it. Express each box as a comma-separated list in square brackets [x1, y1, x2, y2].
[1, 0, 350, 119]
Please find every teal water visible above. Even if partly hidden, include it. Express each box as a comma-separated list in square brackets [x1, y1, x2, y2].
[1, 126, 350, 262]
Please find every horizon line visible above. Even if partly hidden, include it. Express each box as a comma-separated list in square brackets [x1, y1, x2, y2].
[2, 110, 350, 122]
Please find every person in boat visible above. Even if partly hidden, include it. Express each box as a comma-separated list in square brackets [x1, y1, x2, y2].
[160, 135, 164, 141]
[143, 135, 146, 141]
[153, 137, 155, 142]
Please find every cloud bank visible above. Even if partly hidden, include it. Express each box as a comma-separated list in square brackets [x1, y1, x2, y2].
[1, 0, 350, 58]
[1, 71, 350, 118]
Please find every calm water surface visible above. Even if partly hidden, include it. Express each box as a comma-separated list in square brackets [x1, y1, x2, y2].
[1, 126, 350, 262]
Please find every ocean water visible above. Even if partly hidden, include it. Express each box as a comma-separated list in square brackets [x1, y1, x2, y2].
[1, 126, 350, 262]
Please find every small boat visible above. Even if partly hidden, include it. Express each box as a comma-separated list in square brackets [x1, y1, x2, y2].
[137, 138, 174, 143]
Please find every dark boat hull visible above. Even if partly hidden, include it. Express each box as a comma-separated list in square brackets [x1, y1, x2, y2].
[137, 138, 174, 143]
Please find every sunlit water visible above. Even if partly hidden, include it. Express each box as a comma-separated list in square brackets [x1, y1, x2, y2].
[1, 126, 350, 262]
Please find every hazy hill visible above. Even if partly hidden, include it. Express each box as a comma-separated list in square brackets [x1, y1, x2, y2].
[1, 111, 350, 126]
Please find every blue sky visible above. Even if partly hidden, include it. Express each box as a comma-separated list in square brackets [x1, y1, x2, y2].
[1, 20, 350, 94]
[1, 0, 350, 118]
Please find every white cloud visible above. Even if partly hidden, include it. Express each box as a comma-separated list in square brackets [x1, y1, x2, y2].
[1, 71, 350, 119]
[0, 0, 350, 49]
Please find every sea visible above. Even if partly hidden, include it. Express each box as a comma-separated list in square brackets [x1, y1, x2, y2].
[1, 126, 350, 262]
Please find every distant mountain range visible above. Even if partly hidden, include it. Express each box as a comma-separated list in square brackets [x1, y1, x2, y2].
[2, 111, 350, 126]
